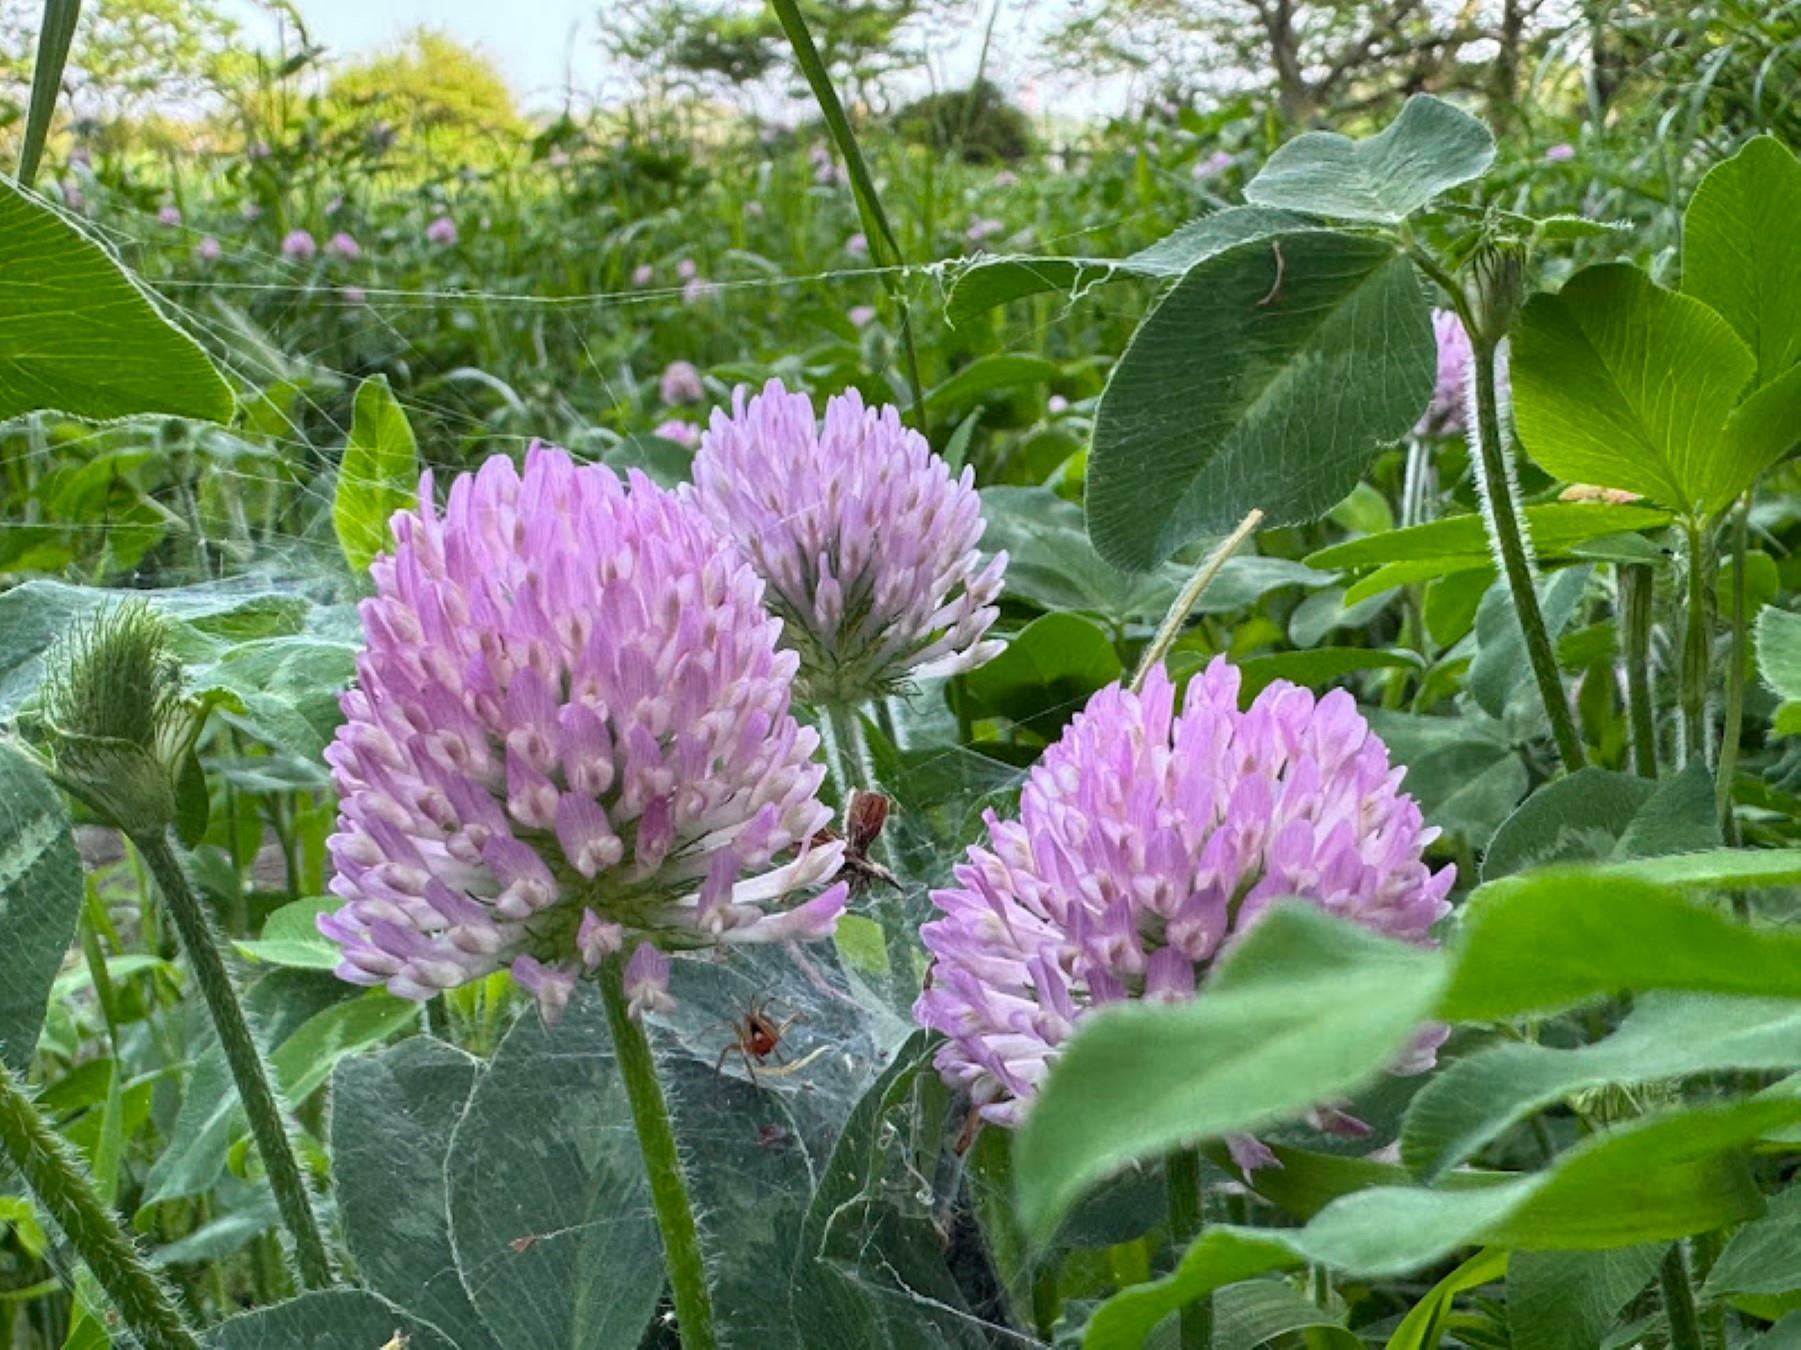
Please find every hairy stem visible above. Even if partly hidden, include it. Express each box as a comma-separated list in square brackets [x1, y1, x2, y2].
[0, 1062, 199, 1350]
[1131, 509, 1265, 694]
[1620, 562, 1658, 779]
[1660, 1241, 1704, 1350]
[598, 956, 717, 1350]
[1469, 336, 1585, 772]
[1165, 1148, 1210, 1350]
[1717, 499, 1749, 839]
[1680, 519, 1714, 770]
[136, 833, 335, 1289]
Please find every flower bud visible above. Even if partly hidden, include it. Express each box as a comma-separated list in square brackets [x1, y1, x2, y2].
[1463, 240, 1529, 347]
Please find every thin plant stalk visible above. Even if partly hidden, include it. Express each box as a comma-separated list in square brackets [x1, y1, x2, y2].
[1620, 562, 1659, 779]
[597, 956, 717, 1350]
[1716, 498, 1749, 839]
[135, 832, 335, 1290]
[1130, 509, 1264, 695]
[1659, 1242, 1705, 1350]
[1679, 518, 1714, 769]
[0, 1061, 199, 1350]
[1165, 1147, 1210, 1350]
[769, 0, 929, 438]
[1469, 335, 1585, 772]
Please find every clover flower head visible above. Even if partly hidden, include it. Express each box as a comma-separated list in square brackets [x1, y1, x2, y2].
[682, 277, 707, 305]
[845, 232, 868, 258]
[1193, 150, 1234, 180]
[157, 204, 182, 227]
[1415, 308, 1472, 439]
[327, 231, 361, 260]
[425, 215, 458, 246]
[320, 444, 848, 1019]
[1544, 143, 1575, 163]
[632, 263, 654, 288]
[195, 236, 222, 263]
[659, 360, 705, 406]
[914, 658, 1454, 1131]
[692, 379, 1007, 705]
[847, 305, 877, 329]
[281, 229, 316, 261]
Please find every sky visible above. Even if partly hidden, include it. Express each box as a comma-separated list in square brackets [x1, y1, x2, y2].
[226, 0, 1111, 119]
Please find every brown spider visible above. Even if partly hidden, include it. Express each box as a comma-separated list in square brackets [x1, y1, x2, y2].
[714, 996, 826, 1082]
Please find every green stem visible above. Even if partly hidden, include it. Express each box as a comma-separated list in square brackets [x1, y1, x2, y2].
[1620, 562, 1659, 779]
[1680, 519, 1714, 770]
[769, 0, 928, 439]
[1130, 509, 1265, 694]
[1716, 499, 1748, 839]
[598, 956, 717, 1350]
[1470, 336, 1585, 773]
[135, 833, 335, 1290]
[1660, 1242, 1704, 1350]
[1165, 1148, 1210, 1349]
[0, 1062, 199, 1350]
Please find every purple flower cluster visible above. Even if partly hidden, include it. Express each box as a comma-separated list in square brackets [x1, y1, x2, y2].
[1414, 308, 1472, 439]
[281, 229, 316, 261]
[426, 215, 459, 246]
[659, 360, 705, 406]
[693, 380, 1007, 704]
[320, 445, 848, 1018]
[915, 659, 1454, 1132]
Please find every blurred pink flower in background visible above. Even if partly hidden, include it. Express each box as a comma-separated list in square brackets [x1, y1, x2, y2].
[58, 178, 84, 210]
[632, 263, 654, 287]
[654, 419, 700, 448]
[240, 201, 262, 221]
[845, 233, 868, 258]
[1047, 394, 1069, 414]
[659, 360, 705, 405]
[157, 204, 182, 227]
[676, 258, 698, 281]
[327, 232, 361, 260]
[682, 277, 707, 305]
[965, 217, 1004, 246]
[194, 236, 222, 263]
[1194, 150, 1234, 179]
[281, 229, 317, 261]
[341, 286, 367, 304]
[1544, 143, 1575, 162]
[425, 215, 458, 246]
[848, 305, 877, 328]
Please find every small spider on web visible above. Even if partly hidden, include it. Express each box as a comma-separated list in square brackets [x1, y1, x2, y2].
[714, 994, 830, 1083]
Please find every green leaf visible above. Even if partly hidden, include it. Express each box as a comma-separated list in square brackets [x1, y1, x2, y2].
[1014, 904, 1447, 1246]
[1401, 993, 1801, 1180]
[0, 178, 234, 424]
[1480, 762, 1720, 881]
[964, 613, 1121, 733]
[1703, 1184, 1801, 1299]
[1682, 135, 1801, 387]
[332, 375, 419, 573]
[1385, 1247, 1509, 1350]
[1758, 606, 1801, 731]
[1242, 95, 1495, 224]
[944, 206, 1316, 325]
[1080, 1229, 1305, 1350]
[1086, 232, 1434, 571]
[446, 988, 662, 1350]
[1305, 503, 1671, 572]
[1469, 566, 1589, 719]
[202, 1289, 457, 1349]
[1507, 1245, 1666, 1350]
[331, 1038, 498, 1350]
[1512, 263, 1795, 517]
[0, 744, 84, 1071]
[1441, 868, 1801, 1023]
[234, 898, 344, 970]
[922, 353, 1059, 412]
[1232, 647, 1419, 699]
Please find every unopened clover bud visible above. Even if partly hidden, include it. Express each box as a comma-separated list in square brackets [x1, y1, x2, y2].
[1463, 241, 1529, 347]
[39, 602, 196, 837]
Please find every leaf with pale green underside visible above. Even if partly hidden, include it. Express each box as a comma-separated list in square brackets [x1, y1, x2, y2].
[0, 178, 234, 424]
[1703, 1185, 1801, 1300]
[1014, 904, 1449, 1245]
[1305, 503, 1671, 572]
[1441, 866, 1801, 1022]
[1507, 1245, 1666, 1350]
[1758, 606, 1801, 732]
[0, 745, 83, 1071]
[1512, 263, 1801, 517]
[333, 375, 419, 573]
[1243, 95, 1496, 224]
[202, 1289, 456, 1349]
[1086, 231, 1434, 571]
[1401, 994, 1801, 1181]
[944, 206, 1316, 325]
[1480, 762, 1719, 881]
[1682, 135, 1801, 387]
